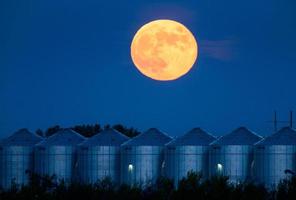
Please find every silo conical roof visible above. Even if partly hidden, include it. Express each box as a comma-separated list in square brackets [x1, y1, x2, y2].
[211, 127, 262, 145]
[167, 128, 216, 146]
[80, 128, 129, 146]
[36, 128, 85, 146]
[0, 128, 42, 146]
[122, 128, 172, 146]
[255, 127, 296, 145]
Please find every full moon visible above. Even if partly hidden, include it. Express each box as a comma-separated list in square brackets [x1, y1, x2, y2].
[131, 19, 198, 81]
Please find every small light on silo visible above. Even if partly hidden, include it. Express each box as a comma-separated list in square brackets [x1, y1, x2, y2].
[128, 164, 133, 172]
[217, 163, 223, 173]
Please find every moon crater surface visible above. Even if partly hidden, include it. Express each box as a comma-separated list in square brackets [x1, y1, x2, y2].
[131, 19, 198, 81]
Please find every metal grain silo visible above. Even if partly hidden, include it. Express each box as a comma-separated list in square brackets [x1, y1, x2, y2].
[209, 127, 262, 183]
[77, 128, 129, 184]
[121, 128, 172, 187]
[165, 128, 216, 186]
[0, 129, 42, 190]
[254, 127, 296, 186]
[34, 129, 85, 184]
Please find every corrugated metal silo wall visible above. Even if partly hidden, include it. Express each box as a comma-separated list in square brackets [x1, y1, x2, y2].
[77, 146, 121, 184]
[209, 145, 255, 183]
[165, 145, 210, 186]
[34, 145, 78, 184]
[121, 146, 165, 187]
[254, 145, 296, 187]
[0, 146, 34, 189]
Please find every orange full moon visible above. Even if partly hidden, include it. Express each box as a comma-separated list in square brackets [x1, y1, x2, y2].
[131, 19, 198, 81]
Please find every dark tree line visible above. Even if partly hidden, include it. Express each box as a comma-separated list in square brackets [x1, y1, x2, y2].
[1, 172, 296, 200]
[35, 123, 140, 138]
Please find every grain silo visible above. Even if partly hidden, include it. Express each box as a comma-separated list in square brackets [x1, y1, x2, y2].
[77, 128, 129, 184]
[209, 127, 262, 183]
[121, 128, 172, 187]
[165, 128, 216, 186]
[0, 129, 42, 190]
[34, 128, 85, 184]
[254, 127, 296, 186]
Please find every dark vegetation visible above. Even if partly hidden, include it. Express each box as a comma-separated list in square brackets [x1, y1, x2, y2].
[35, 123, 141, 138]
[1, 172, 296, 200]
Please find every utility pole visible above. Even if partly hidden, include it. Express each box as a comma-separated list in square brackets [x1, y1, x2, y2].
[274, 111, 277, 132]
[267, 111, 278, 132]
[290, 110, 293, 128]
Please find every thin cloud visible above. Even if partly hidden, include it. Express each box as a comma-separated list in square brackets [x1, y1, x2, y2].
[199, 39, 237, 61]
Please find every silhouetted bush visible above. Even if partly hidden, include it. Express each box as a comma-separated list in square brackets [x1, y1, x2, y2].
[175, 171, 204, 199]
[276, 176, 296, 200]
[232, 181, 269, 200]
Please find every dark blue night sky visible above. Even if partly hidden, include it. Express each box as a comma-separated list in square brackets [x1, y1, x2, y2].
[1, 0, 296, 138]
